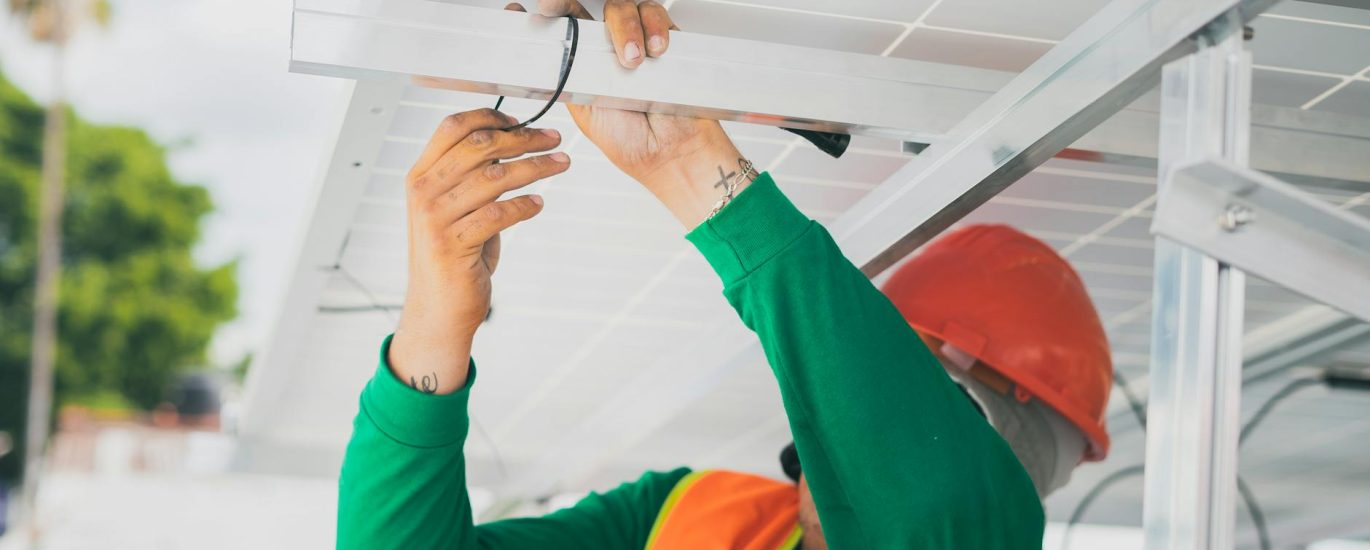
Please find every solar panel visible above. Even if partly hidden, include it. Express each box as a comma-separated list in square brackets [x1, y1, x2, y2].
[247, 0, 1370, 542]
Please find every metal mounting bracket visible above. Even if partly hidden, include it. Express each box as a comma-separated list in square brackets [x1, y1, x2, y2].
[1152, 158, 1370, 323]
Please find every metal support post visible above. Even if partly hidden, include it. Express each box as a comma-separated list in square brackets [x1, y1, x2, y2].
[1143, 14, 1251, 550]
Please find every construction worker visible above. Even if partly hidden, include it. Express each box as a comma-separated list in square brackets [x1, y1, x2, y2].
[336, 1, 1113, 548]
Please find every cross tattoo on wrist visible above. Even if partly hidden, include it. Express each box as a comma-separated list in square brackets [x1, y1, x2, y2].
[707, 158, 759, 219]
[713, 165, 738, 190]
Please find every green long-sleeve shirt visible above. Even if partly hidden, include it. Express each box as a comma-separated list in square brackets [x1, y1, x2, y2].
[337, 173, 1044, 549]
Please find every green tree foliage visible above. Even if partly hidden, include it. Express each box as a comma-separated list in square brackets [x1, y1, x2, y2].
[0, 70, 237, 484]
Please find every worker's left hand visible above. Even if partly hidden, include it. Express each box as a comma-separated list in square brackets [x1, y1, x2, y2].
[507, 1, 746, 228]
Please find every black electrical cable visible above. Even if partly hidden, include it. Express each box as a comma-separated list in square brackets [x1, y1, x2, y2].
[1113, 367, 1148, 429]
[1239, 377, 1321, 445]
[1061, 369, 1273, 550]
[490, 14, 851, 160]
[493, 15, 578, 130]
[1061, 464, 1144, 550]
[1060, 369, 1148, 550]
[1236, 477, 1269, 549]
[1059, 465, 1273, 550]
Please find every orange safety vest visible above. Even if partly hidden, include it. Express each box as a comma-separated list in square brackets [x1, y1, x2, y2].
[645, 470, 804, 550]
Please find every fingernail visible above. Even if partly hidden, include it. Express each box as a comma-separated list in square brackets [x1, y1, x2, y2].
[648, 36, 664, 54]
[549, 152, 570, 163]
[541, 128, 560, 139]
[530, 194, 544, 206]
[623, 41, 642, 62]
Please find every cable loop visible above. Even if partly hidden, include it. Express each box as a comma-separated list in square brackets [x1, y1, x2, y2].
[495, 15, 579, 130]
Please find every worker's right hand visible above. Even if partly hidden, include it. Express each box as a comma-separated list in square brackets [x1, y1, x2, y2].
[511, 0, 747, 230]
[528, 0, 674, 69]
[388, 108, 567, 394]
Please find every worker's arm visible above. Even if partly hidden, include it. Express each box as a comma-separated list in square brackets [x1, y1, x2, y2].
[604, 134, 1045, 547]
[338, 3, 710, 545]
[338, 337, 688, 549]
[684, 169, 1045, 548]
[337, 107, 685, 548]
[554, 35, 1045, 550]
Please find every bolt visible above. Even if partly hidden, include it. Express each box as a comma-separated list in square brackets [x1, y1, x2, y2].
[1220, 205, 1255, 231]
[1243, 26, 1254, 41]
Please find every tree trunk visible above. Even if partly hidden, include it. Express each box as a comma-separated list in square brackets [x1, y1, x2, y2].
[21, 35, 66, 528]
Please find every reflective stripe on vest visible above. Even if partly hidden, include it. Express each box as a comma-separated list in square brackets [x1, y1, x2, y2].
[645, 470, 803, 550]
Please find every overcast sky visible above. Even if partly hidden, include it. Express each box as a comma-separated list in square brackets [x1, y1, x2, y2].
[1, 0, 346, 366]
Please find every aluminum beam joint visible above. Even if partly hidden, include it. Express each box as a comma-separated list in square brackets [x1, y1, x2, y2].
[1152, 158, 1370, 323]
[829, 0, 1280, 276]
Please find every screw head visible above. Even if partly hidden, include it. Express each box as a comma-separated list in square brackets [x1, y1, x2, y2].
[1220, 205, 1255, 231]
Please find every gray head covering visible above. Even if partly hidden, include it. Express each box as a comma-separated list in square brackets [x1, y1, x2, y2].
[938, 342, 1087, 499]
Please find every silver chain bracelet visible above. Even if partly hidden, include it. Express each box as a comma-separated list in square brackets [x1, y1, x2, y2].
[708, 158, 759, 219]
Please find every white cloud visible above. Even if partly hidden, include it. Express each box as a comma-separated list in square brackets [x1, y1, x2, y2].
[1, 0, 346, 365]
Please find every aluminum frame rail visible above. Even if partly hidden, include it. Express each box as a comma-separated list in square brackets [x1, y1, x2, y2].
[1082, 104, 1370, 190]
[1242, 306, 1370, 385]
[828, 0, 1280, 276]
[289, 0, 1007, 143]
[1142, 20, 1252, 550]
[1153, 158, 1370, 323]
[289, 0, 1370, 189]
[235, 80, 406, 474]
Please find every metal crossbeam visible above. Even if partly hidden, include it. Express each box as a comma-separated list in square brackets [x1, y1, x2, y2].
[1081, 104, 1370, 190]
[289, 0, 1006, 143]
[1153, 158, 1370, 323]
[827, 0, 1280, 276]
[1242, 306, 1370, 385]
[289, 0, 1370, 191]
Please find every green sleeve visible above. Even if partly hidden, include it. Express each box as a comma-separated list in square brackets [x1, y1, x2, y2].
[337, 336, 689, 550]
[686, 174, 1044, 549]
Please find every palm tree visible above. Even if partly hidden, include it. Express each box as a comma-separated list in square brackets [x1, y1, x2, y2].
[6, 0, 108, 532]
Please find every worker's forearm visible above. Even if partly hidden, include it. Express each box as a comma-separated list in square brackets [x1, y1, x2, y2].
[388, 296, 476, 394]
[636, 135, 750, 230]
[342, 338, 690, 550]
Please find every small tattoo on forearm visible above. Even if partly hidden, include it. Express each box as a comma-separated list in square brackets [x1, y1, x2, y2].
[707, 159, 760, 218]
[713, 165, 738, 189]
[410, 372, 439, 394]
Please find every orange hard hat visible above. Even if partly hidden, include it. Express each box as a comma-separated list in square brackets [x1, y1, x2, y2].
[881, 224, 1113, 461]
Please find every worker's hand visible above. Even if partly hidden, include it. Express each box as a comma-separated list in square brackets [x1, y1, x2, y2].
[388, 108, 567, 394]
[507, 1, 748, 229]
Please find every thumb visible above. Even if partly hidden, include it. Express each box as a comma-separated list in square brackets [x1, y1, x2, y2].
[538, 0, 595, 19]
